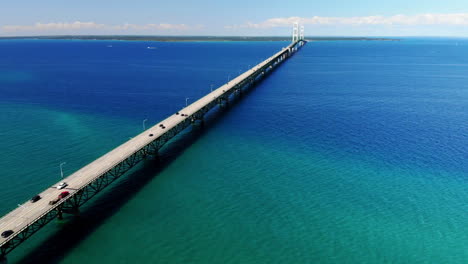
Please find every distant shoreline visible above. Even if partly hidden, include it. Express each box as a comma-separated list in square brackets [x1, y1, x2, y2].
[0, 35, 400, 42]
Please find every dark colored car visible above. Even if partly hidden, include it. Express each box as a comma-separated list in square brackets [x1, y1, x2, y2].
[30, 195, 41, 203]
[149, 134, 154, 137]
[1, 230, 13, 238]
[49, 197, 60, 205]
[59, 191, 70, 199]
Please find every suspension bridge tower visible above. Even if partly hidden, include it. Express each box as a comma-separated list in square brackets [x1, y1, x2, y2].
[292, 22, 299, 42]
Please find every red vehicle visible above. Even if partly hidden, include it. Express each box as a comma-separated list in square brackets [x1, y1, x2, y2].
[49, 191, 70, 205]
[59, 191, 70, 199]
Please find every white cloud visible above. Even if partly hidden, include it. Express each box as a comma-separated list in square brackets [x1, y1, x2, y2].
[2, 22, 105, 32]
[110, 23, 191, 31]
[226, 13, 468, 29]
[1, 21, 202, 33]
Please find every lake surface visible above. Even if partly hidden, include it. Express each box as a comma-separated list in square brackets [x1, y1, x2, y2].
[0, 38, 467, 263]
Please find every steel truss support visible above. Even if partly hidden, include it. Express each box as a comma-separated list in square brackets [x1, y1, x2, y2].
[61, 143, 158, 213]
[1, 208, 60, 257]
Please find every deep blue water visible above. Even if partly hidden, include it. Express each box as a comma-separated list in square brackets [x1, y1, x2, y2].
[0, 38, 467, 263]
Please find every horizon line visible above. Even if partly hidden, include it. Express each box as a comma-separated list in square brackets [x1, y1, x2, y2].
[1, 34, 467, 38]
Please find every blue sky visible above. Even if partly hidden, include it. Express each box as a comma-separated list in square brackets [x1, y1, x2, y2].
[2, 0, 468, 36]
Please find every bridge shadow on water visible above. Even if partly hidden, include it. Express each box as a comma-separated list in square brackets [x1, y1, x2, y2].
[14, 67, 280, 264]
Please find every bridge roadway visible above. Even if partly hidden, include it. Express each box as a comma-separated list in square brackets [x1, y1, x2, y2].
[0, 40, 305, 258]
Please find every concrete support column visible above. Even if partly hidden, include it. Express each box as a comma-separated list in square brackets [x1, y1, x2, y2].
[234, 88, 243, 98]
[191, 118, 204, 128]
[150, 151, 160, 162]
[57, 208, 63, 220]
[198, 119, 205, 128]
[218, 97, 229, 108]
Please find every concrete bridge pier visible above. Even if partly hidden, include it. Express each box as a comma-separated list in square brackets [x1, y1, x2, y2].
[218, 97, 229, 108]
[191, 118, 204, 128]
[197, 119, 205, 128]
[248, 78, 256, 88]
[57, 208, 63, 220]
[148, 150, 160, 162]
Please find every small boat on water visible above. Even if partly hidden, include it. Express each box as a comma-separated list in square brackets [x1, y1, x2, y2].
[147, 46, 157, 50]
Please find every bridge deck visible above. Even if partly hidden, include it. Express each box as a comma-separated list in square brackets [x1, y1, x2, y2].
[0, 42, 299, 247]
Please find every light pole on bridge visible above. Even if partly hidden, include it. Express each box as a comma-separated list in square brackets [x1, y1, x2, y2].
[60, 162, 66, 178]
[143, 119, 148, 131]
[186, 97, 190, 107]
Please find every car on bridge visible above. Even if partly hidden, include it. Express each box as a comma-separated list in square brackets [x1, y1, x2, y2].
[59, 191, 70, 199]
[1, 230, 13, 238]
[30, 195, 41, 203]
[49, 192, 70, 205]
[49, 197, 61, 205]
[56, 182, 68, 189]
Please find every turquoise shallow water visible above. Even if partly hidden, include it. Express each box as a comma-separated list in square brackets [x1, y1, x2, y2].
[0, 39, 467, 263]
